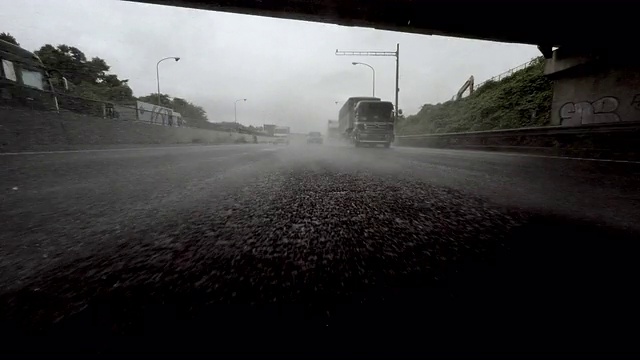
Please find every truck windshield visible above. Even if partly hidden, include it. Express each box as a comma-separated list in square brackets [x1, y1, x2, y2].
[357, 102, 393, 121]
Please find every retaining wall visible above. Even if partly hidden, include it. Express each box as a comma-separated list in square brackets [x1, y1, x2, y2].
[0, 107, 268, 152]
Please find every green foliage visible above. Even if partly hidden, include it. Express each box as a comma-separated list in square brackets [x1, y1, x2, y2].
[0, 32, 19, 46]
[397, 57, 553, 134]
[2, 33, 216, 129]
[171, 97, 208, 122]
[34, 44, 134, 102]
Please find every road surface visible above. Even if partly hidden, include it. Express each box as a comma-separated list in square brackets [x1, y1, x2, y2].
[1, 143, 640, 355]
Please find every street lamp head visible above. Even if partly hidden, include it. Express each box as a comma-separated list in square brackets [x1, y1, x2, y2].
[175, 57, 180, 61]
[243, 98, 247, 101]
[352, 62, 358, 65]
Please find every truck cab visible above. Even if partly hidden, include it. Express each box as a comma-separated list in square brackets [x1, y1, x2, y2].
[352, 100, 395, 148]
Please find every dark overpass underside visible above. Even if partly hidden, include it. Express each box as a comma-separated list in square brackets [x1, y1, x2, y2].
[130, 0, 631, 48]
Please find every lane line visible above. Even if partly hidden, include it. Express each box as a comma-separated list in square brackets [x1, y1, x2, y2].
[487, 152, 640, 164]
[396, 147, 640, 164]
[0, 144, 270, 156]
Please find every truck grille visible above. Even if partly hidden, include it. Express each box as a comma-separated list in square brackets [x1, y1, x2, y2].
[363, 123, 392, 132]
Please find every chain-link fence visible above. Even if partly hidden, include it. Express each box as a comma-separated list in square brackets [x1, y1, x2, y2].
[3, 78, 269, 137]
[449, 57, 542, 101]
[474, 57, 541, 90]
[35, 91, 189, 128]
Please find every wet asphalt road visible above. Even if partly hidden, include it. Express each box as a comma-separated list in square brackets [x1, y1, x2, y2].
[1, 142, 640, 355]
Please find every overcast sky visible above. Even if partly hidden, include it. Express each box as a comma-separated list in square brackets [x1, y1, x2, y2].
[0, 0, 540, 132]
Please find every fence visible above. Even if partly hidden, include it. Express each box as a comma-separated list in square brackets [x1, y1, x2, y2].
[0, 78, 196, 128]
[473, 57, 541, 90]
[54, 94, 189, 128]
[2, 72, 269, 137]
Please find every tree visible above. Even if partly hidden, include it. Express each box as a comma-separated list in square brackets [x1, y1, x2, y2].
[34, 44, 134, 102]
[4, 38, 211, 125]
[171, 97, 207, 122]
[138, 93, 172, 107]
[0, 32, 19, 46]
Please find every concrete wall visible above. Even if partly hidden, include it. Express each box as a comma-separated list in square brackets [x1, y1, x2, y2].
[546, 48, 640, 126]
[0, 107, 269, 152]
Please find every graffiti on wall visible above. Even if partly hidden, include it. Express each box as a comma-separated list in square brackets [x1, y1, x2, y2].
[559, 96, 620, 126]
[630, 94, 640, 111]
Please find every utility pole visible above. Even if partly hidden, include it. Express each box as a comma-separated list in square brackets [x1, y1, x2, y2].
[395, 43, 400, 123]
[336, 43, 400, 122]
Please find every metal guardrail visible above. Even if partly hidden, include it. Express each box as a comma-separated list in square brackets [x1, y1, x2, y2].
[395, 122, 640, 160]
[396, 121, 640, 139]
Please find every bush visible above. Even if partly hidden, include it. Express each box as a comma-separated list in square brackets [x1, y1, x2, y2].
[397, 57, 552, 135]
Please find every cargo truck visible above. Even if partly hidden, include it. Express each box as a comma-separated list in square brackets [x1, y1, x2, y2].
[338, 96, 395, 148]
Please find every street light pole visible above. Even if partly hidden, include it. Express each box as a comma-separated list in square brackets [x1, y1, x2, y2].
[336, 43, 400, 122]
[156, 56, 180, 106]
[234, 98, 247, 125]
[352, 62, 375, 97]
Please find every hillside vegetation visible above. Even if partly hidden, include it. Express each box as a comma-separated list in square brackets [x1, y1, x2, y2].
[1, 32, 209, 128]
[398, 57, 553, 135]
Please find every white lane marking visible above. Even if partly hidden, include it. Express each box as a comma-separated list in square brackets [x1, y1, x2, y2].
[488, 152, 640, 164]
[0, 144, 271, 156]
[198, 155, 245, 163]
[396, 147, 640, 164]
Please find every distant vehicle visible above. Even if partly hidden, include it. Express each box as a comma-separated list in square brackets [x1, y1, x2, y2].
[0, 39, 68, 111]
[327, 120, 340, 140]
[307, 131, 323, 144]
[272, 125, 290, 145]
[338, 96, 395, 148]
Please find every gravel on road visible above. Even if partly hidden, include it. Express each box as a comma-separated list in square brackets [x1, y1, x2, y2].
[1, 145, 639, 355]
